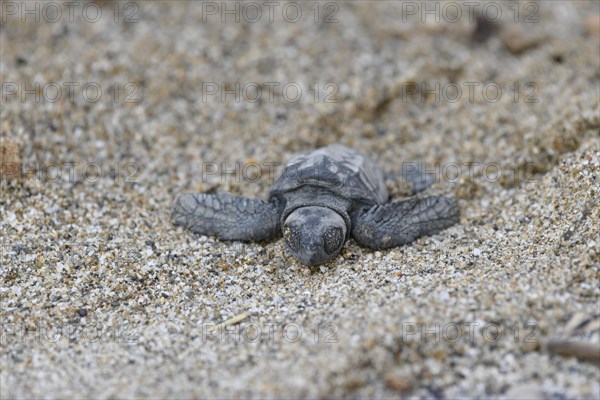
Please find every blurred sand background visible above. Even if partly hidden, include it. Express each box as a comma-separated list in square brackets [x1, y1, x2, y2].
[1, 1, 599, 398]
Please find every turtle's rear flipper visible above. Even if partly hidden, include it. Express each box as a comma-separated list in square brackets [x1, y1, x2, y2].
[172, 193, 282, 241]
[351, 196, 459, 249]
[401, 163, 435, 194]
[388, 163, 435, 195]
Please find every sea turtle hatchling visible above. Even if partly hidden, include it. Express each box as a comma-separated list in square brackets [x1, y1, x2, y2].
[172, 144, 460, 266]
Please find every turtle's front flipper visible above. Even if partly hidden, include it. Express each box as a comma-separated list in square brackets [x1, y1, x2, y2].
[351, 196, 459, 249]
[172, 193, 282, 241]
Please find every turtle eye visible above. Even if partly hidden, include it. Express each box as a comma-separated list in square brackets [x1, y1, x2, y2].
[284, 225, 301, 252]
[323, 227, 343, 255]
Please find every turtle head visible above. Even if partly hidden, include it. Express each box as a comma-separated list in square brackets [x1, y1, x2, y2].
[283, 206, 347, 266]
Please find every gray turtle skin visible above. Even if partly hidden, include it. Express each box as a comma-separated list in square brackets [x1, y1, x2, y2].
[172, 144, 460, 266]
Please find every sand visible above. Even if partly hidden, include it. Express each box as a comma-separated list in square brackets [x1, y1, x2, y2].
[1, 1, 599, 398]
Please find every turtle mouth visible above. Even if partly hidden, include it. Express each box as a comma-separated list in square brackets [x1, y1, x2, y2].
[297, 250, 329, 266]
[283, 238, 325, 266]
[304, 255, 325, 267]
[293, 243, 339, 266]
